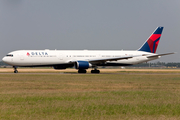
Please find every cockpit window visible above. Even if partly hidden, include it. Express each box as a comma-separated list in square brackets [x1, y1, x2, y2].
[6, 54, 13, 57]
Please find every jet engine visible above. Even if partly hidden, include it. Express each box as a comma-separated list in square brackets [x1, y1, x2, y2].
[75, 61, 92, 69]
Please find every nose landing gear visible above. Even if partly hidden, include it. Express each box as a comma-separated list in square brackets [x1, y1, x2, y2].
[13, 66, 18, 73]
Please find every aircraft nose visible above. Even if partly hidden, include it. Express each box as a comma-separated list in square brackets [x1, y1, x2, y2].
[2, 57, 10, 63]
[2, 57, 6, 62]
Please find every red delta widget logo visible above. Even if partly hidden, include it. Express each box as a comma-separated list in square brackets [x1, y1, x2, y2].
[26, 52, 48, 56]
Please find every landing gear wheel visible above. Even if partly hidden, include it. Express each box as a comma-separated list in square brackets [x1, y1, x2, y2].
[91, 70, 100, 74]
[78, 69, 87, 73]
[13, 66, 18, 73]
[14, 70, 18, 73]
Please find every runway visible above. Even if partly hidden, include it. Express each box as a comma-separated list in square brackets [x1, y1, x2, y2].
[1, 68, 180, 75]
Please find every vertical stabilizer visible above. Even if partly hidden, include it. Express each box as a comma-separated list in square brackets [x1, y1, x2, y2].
[138, 27, 163, 53]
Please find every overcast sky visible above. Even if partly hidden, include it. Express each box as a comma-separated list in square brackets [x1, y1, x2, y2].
[0, 0, 179, 62]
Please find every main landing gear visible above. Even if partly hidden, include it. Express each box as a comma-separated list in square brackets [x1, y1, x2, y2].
[78, 69, 87, 73]
[91, 69, 100, 73]
[91, 66, 100, 74]
[13, 66, 18, 73]
[77, 68, 100, 74]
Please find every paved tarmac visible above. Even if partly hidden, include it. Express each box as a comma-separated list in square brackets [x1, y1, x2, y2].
[1, 68, 180, 75]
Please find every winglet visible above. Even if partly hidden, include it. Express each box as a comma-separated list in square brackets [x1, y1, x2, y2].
[138, 27, 164, 53]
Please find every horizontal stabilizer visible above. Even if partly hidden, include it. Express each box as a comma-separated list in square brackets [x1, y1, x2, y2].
[146, 52, 175, 58]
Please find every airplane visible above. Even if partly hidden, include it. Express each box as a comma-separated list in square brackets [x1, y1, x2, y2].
[2, 26, 174, 73]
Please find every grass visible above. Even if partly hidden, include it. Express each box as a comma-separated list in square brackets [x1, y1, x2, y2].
[1, 70, 180, 119]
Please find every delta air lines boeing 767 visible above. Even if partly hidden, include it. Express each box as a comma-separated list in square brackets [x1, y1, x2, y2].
[2, 27, 174, 73]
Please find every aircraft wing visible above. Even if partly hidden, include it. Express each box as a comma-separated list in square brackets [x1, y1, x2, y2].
[88, 56, 133, 64]
[146, 52, 175, 58]
[68, 56, 137, 64]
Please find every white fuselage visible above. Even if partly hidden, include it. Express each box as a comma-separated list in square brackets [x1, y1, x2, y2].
[2, 50, 158, 67]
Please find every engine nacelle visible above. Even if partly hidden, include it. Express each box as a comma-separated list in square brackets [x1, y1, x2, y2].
[75, 61, 92, 69]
